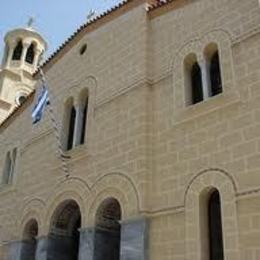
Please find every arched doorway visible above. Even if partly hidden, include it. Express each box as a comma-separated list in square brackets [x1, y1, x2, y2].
[199, 188, 224, 260]
[21, 219, 38, 260]
[48, 200, 81, 260]
[208, 190, 224, 260]
[94, 198, 122, 260]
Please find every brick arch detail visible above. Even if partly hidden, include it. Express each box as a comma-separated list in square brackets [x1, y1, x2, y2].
[17, 198, 45, 239]
[65, 75, 97, 106]
[184, 169, 240, 260]
[44, 178, 90, 234]
[86, 173, 140, 226]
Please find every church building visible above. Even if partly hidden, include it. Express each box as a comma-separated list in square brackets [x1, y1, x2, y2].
[0, 0, 260, 259]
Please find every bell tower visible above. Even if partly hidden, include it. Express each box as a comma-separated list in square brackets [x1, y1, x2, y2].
[0, 20, 47, 123]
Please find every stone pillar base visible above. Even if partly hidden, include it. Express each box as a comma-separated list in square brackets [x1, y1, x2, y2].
[35, 236, 48, 260]
[78, 227, 95, 260]
[6, 240, 22, 260]
[120, 217, 149, 260]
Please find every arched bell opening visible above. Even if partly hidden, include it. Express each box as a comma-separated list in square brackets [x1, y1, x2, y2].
[12, 40, 23, 61]
[25, 43, 36, 64]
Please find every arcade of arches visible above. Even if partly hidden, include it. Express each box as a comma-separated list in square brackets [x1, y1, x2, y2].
[16, 198, 148, 260]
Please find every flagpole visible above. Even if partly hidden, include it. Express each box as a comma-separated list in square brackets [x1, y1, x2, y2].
[38, 68, 71, 178]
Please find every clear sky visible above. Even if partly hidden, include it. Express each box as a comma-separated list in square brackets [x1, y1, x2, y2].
[0, 0, 122, 60]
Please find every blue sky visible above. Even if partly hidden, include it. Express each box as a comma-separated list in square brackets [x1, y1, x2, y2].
[0, 0, 122, 60]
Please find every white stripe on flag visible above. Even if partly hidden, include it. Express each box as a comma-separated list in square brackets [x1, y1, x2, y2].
[32, 86, 49, 123]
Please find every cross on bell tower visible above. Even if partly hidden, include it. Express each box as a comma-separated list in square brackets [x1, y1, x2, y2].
[27, 16, 35, 28]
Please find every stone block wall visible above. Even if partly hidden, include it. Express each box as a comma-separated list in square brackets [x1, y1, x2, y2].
[0, 0, 260, 259]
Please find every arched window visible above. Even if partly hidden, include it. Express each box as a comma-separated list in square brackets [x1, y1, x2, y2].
[94, 198, 122, 260]
[200, 188, 224, 260]
[208, 190, 224, 260]
[12, 40, 23, 61]
[25, 43, 36, 64]
[184, 54, 203, 105]
[15, 91, 28, 106]
[191, 62, 203, 104]
[21, 219, 38, 260]
[210, 51, 222, 96]
[67, 106, 76, 151]
[2, 148, 17, 185]
[80, 91, 89, 145]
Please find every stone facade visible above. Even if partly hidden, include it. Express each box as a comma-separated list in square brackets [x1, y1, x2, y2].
[0, 0, 260, 259]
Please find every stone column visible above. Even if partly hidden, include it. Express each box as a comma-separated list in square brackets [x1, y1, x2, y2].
[78, 227, 95, 260]
[33, 50, 42, 67]
[45, 234, 78, 260]
[73, 104, 84, 147]
[199, 59, 211, 99]
[6, 42, 15, 68]
[120, 217, 149, 260]
[35, 236, 48, 260]
[21, 43, 30, 66]
[20, 240, 37, 260]
[6, 240, 22, 260]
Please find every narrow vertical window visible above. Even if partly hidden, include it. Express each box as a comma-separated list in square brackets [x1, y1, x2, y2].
[210, 51, 222, 96]
[80, 97, 88, 144]
[3, 152, 11, 184]
[208, 190, 224, 260]
[25, 43, 35, 64]
[2, 148, 16, 184]
[204, 43, 223, 98]
[11, 148, 17, 180]
[67, 106, 76, 150]
[191, 62, 203, 104]
[12, 40, 23, 61]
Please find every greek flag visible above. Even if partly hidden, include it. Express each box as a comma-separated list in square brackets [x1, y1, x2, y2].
[32, 84, 50, 124]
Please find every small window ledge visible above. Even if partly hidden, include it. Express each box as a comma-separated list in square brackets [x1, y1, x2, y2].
[64, 144, 89, 162]
[172, 91, 241, 126]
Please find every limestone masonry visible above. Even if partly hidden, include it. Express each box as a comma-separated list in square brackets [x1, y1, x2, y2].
[0, 0, 260, 259]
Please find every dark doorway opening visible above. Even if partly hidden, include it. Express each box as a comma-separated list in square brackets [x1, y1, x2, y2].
[21, 219, 38, 260]
[48, 200, 81, 260]
[208, 190, 224, 260]
[94, 198, 122, 260]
